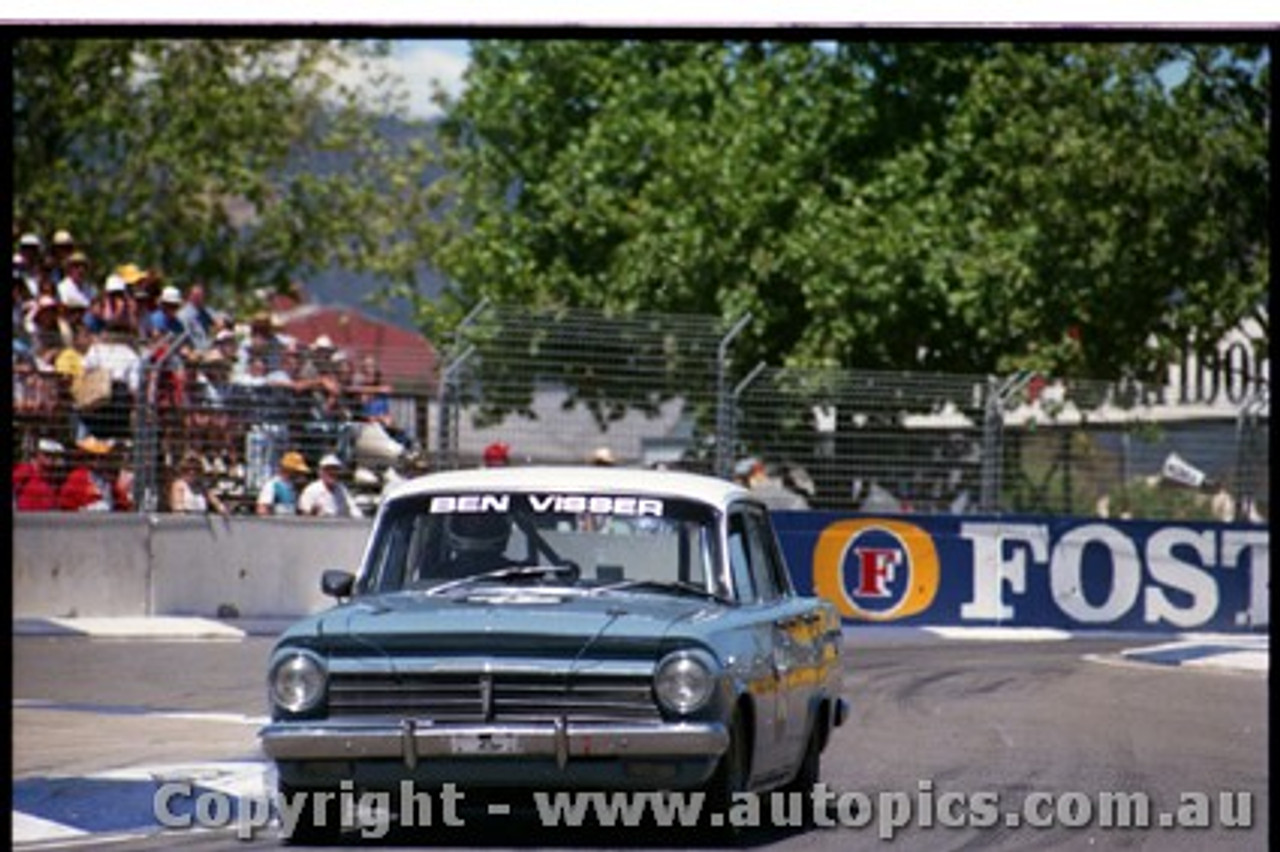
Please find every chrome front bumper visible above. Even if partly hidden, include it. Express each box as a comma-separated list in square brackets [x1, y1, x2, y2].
[261, 719, 729, 769]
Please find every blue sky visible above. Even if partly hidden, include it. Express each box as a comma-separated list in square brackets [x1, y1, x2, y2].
[387, 40, 472, 119]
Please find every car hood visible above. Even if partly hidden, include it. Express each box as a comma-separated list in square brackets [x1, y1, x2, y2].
[283, 589, 723, 659]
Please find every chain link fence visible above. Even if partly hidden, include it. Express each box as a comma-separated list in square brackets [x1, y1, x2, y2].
[13, 305, 1269, 523]
[436, 304, 731, 472]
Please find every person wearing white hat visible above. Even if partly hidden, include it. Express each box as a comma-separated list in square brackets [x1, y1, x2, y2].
[14, 438, 65, 511]
[299, 453, 363, 518]
[56, 250, 92, 305]
[150, 284, 187, 338]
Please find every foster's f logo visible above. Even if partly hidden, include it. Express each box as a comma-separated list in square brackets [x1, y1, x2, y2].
[852, 546, 901, 597]
[813, 519, 940, 621]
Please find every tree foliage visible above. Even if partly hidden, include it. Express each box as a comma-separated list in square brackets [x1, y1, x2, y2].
[12, 39, 438, 309]
[427, 40, 1269, 382]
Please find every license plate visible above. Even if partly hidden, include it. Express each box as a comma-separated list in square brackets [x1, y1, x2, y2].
[450, 733, 521, 754]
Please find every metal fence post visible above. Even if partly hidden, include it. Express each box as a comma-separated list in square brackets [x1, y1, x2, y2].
[715, 314, 752, 480]
[730, 361, 768, 473]
[980, 370, 1037, 513]
[1234, 384, 1269, 522]
[132, 331, 191, 512]
[434, 299, 490, 471]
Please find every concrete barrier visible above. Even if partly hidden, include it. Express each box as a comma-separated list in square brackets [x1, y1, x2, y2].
[148, 515, 370, 618]
[12, 514, 371, 619]
[13, 514, 152, 618]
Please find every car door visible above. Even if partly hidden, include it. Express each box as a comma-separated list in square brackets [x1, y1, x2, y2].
[742, 502, 822, 769]
[726, 504, 788, 782]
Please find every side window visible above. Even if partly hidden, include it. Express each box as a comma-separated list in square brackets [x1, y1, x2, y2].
[758, 510, 795, 598]
[727, 511, 758, 604]
[742, 501, 788, 601]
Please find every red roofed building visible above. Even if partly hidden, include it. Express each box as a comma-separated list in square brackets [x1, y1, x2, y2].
[274, 303, 439, 396]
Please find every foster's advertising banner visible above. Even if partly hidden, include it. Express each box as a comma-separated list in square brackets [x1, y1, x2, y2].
[773, 513, 1269, 632]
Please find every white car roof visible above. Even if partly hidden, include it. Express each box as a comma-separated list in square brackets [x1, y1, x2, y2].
[384, 465, 751, 510]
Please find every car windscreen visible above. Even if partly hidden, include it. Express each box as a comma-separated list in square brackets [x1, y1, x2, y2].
[358, 491, 723, 596]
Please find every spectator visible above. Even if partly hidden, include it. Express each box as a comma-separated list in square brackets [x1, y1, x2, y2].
[299, 454, 363, 518]
[14, 438, 65, 512]
[13, 262, 32, 342]
[54, 322, 93, 385]
[128, 269, 160, 340]
[13, 349, 60, 420]
[186, 348, 235, 462]
[482, 441, 511, 467]
[240, 312, 285, 375]
[26, 294, 63, 353]
[353, 353, 407, 447]
[59, 436, 132, 512]
[79, 322, 142, 441]
[733, 456, 810, 510]
[56, 250, 92, 307]
[176, 283, 216, 350]
[256, 450, 309, 516]
[99, 274, 136, 335]
[16, 233, 42, 296]
[150, 285, 187, 338]
[212, 327, 239, 364]
[57, 288, 90, 348]
[169, 451, 228, 516]
[49, 229, 76, 282]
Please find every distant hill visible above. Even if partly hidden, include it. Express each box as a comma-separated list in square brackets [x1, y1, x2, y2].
[296, 114, 453, 333]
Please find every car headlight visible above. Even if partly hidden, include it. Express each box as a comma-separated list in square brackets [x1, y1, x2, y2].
[654, 650, 717, 715]
[269, 650, 327, 713]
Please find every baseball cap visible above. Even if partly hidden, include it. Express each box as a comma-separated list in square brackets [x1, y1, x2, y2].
[319, 453, 344, 470]
[52, 230, 75, 246]
[104, 274, 127, 294]
[38, 438, 65, 454]
[160, 285, 183, 305]
[19, 233, 41, 249]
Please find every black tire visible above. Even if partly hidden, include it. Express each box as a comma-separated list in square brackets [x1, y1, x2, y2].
[701, 709, 752, 837]
[783, 715, 823, 796]
[277, 782, 344, 846]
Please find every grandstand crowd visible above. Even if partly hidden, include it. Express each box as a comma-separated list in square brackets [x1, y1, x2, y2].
[12, 227, 411, 515]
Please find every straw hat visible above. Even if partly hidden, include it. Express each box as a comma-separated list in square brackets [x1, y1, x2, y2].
[280, 451, 310, 474]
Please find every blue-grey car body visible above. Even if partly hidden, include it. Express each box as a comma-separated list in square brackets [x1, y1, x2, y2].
[260, 466, 847, 796]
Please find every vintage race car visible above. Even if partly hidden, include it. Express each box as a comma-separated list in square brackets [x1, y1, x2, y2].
[260, 466, 847, 838]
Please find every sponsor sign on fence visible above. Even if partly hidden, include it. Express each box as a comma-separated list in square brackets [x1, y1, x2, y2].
[774, 513, 1269, 632]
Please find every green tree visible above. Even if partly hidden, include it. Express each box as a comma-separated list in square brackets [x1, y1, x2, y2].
[425, 40, 1268, 382]
[12, 39, 439, 309]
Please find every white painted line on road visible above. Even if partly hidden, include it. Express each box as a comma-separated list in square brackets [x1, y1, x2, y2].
[148, 711, 270, 726]
[11, 812, 88, 844]
[924, 626, 1073, 641]
[45, 617, 247, 639]
[1180, 650, 1269, 672]
[12, 699, 269, 726]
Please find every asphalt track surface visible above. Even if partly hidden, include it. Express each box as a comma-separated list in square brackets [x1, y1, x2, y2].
[12, 630, 1268, 851]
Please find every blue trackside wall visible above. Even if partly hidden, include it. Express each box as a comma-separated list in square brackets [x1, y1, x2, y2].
[772, 513, 1269, 633]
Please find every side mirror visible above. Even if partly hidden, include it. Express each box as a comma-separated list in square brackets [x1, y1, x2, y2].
[321, 569, 356, 600]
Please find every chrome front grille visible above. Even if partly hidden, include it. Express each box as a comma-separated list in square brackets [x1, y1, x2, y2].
[328, 670, 660, 722]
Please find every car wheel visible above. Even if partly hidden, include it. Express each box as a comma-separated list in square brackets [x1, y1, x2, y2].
[277, 782, 343, 846]
[702, 709, 751, 836]
[783, 714, 823, 795]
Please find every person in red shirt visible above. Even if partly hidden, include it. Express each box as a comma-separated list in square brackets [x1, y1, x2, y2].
[59, 436, 132, 512]
[13, 438, 65, 511]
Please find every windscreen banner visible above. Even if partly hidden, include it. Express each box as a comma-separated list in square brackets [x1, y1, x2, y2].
[772, 513, 1268, 632]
